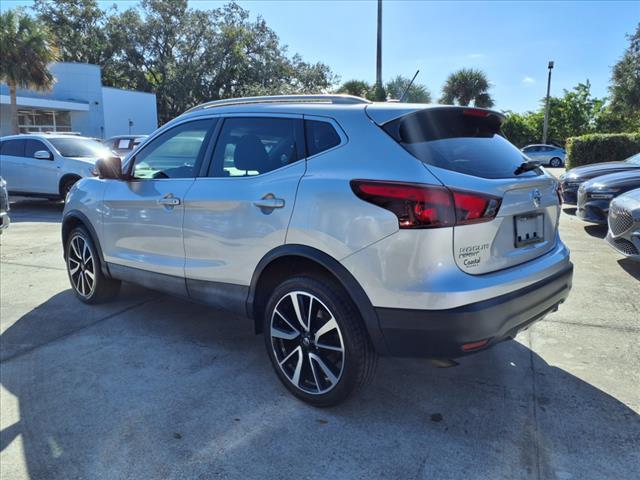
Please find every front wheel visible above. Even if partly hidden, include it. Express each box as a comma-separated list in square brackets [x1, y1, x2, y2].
[65, 227, 121, 304]
[549, 157, 562, 168]
[264, 276, 377, 407]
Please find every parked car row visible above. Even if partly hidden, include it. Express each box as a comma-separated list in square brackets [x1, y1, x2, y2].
[560, 152, 640, 260]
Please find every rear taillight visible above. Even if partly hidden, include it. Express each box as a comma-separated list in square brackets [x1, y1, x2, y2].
[350, 180, 501, 229]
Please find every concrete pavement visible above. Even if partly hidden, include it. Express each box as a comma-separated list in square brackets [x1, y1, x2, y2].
[0, 195, 638, 480]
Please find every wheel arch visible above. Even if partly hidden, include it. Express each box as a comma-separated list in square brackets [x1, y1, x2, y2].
[247, 244, 389, 355]
[58, 174, 82, 197]
[62, 210, 110, 277]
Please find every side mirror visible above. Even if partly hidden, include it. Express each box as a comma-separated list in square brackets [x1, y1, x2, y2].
[34, 150, 53, 160]
[95, 156, 123, 180]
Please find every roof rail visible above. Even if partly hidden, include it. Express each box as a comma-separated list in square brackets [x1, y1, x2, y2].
[185, 94, 371, 113]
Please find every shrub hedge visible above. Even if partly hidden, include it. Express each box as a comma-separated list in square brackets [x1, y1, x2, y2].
[565, 133, 640, 169]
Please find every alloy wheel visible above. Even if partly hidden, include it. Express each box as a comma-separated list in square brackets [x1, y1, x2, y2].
[270, 291, 345, 395]
[67, 234, 96, 298]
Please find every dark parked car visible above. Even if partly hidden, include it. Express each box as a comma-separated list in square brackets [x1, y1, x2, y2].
[577, 170, 640, 224]
[605, 188, 640, 260]
[560, 152, 640, 204]
[0, 177, 9, 233]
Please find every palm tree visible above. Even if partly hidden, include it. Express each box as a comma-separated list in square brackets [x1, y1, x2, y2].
[440, 68, 494, 108]
[0, 10, 59, 134]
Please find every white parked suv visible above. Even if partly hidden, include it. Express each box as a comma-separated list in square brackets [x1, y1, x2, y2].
[62, 95, 573, 406]
[0, 134, 112, 199]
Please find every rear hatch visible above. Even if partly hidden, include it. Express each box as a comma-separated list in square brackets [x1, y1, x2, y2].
[376, 106, 561, 275]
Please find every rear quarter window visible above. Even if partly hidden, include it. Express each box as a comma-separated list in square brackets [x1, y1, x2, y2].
[383, 108, 540, 179]
[305, 120, 341, 156]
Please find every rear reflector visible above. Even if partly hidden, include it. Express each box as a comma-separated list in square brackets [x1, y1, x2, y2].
[350, 180, 501, 229]
[461, 339, 489, 352]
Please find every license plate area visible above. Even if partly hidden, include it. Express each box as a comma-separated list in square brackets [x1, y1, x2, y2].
[514, 213, 544, 247]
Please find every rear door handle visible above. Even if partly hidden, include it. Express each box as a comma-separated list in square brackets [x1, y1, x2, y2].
[253, 195, 285, 210]
[157, 194, 181, 206]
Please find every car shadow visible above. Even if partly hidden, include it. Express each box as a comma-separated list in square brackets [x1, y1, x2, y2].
[583, 224, 607, 239]
[7, 198, 64, 224]
[618, 258, 640, 280]
[1, 291, 638, 479]
[562, 207, 577, 215]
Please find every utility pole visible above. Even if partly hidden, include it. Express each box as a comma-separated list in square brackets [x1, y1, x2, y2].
[542, 60, 554, 144]
[374, 0, 385, 101]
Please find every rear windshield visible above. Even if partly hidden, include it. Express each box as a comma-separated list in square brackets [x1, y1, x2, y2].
[383, 108, 540, 179]
[48, 138, 110, 158]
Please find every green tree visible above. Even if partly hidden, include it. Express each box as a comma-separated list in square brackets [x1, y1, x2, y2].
[501, 111, 542, 148]
[33, 0, 113, 66]
[0, 9, 59, 134]
[440, 68, 494, 107]
[337, 79, 372, 99]
[104, 1, 336, 124]
[608, 23, 640, 130]
[385, 75, 431, 103]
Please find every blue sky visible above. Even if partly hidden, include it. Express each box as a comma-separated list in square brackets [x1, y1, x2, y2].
[3, 0, 638, 112]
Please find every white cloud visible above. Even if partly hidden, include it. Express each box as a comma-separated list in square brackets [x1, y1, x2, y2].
[522, 76, 536, 85]
[468, 53, 485, 59]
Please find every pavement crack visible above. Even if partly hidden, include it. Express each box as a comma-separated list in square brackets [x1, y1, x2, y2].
[0, 260, 66, 272]
[544, 319, 639, 333]
[0, 296, 158, 364]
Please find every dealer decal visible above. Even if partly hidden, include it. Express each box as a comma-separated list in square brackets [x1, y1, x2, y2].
[457, 243, 490, 269]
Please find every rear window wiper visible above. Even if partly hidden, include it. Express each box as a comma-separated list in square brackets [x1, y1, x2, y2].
[514, 161, 540, 175]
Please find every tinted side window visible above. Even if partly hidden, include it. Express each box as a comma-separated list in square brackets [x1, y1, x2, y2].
[25, 139, 50, 158]
[209, 117, 303, 177]
[132, 119, 215, 179]
[305, 120, 341, 157]
[0, 140, 25, 156]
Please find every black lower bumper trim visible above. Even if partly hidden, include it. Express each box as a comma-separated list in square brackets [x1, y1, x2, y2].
[376, 263, 573, 358]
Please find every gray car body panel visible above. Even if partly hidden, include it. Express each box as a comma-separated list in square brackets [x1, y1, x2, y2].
[64, 98, 572, 319]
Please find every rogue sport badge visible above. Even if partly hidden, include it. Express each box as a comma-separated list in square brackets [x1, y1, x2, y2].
[531, 188, 542, 207]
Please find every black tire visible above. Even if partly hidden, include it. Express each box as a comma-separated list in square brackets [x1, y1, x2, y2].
[65, 226, 121, 304]
[60, 176, 81, 199]
[263, 275, 377, 407]
[549, 157, 562, 168]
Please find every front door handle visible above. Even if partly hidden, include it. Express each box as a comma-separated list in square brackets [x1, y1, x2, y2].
[157, 194, 181, 206]
[253, 194, 285, 210]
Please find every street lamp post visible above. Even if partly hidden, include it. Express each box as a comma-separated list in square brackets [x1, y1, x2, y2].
[374, 0, 384, 101]
[542, 60, 554, 144]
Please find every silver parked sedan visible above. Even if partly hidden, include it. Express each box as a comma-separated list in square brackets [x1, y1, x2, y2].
[606, 188, 640, 260]
[522, 144, 566, 167]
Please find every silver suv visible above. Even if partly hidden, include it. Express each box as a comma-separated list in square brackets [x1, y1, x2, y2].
[62, 95, 573, 406]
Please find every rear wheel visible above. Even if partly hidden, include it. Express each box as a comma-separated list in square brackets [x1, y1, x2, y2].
[65, 227, 120, 304]
[549, 157, 562, 167]
[264, 276, 376, 407]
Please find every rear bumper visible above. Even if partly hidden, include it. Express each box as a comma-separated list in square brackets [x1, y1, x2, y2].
[376, 263, 573, 358]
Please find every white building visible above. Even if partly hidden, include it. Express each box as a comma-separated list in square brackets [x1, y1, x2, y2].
[0, 62, 157, 138]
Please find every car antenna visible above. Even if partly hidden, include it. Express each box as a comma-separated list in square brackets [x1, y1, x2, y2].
[399, 70, 420, 103]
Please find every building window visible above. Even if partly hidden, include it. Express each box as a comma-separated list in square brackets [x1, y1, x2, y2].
[17, 109, 72, 133]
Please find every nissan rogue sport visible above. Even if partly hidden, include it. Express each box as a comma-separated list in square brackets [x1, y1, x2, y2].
[61, 95, 573, 406]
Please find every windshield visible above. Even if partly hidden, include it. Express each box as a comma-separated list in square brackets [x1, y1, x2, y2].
[48, 138, 110, 158]
[625, 153, 640, 165]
